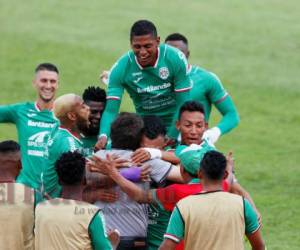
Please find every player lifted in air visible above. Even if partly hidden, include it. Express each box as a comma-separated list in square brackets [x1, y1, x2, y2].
[97, 20, 192, 149]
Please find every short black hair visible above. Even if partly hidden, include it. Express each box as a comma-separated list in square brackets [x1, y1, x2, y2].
[111, 112, 144, 150]
[130, 20, 157, 41]
[0, 140, 20, 153]
[200, 151, 227, 180]
[82, 86, 106, 103]
[165, 33, 188, 45]
[35, 63, 59, 74]
[55, 151, 86, 185]
[142, 115, 166, 139]
[179, 101, 205, 119]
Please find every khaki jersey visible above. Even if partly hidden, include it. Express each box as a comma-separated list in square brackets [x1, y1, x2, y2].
[35, 198, 99, 250]
[177, 191, 245, 250]
[0, 182, 35, 250]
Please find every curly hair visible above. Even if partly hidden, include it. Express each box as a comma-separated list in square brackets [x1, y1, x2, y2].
[82, 86, 106, 103]
[55, 151, 86, 185]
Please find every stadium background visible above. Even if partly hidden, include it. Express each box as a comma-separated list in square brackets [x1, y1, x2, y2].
[0, 0, 299, 249]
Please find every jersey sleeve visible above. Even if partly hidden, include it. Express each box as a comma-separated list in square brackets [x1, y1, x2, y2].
[164, 206, 184, 243]
[88, 211, 113, 250]
[167, 48, 192, 139]
[148, 159, 172, 184]
[0, 103, 21, 123]
[206, 72, 240, 134]
[214, 95, 240, 134]
[206, 72, 228, 103]
[99, 57, 127, 137]
[244, 198, 260, 235]
[155, 185, 179, 211]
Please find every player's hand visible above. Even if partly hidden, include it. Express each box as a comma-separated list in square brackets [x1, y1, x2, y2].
[131, 148, 151, 164]
[87, 154, 129, 175]
[140, 164, 151, 182]
[95, 136, 107, 151]
[164, 137, 177, 148]
[226, 151, 234, 184]
[97, 188, 119, 203]
[107, 229, 120, 249]
[99, 70, 110, 85]
[202, 127, 221, 145]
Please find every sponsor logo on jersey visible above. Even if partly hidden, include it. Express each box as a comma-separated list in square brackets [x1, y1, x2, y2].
[132, 72, 142, 77]
[133, 76, 143, 84]
[27, 113, 37, 118]
[137, 82, 171, 94]
[28, 120, 56, 128]
[68, 137, 78, 152]
[27, 131, 49, 148]
[159, 67, 169, 80]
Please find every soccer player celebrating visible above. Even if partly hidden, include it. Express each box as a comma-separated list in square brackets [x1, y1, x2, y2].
[165, 33, 240, 144]
[0, 63, 59, 189]
[0, 140, 35, 250]
[96, 20, 192, 149]
[81, 86, 107, 154]
[42, 94, 90, 199]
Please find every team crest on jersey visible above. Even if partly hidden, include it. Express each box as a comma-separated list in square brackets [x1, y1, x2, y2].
[159, 67, 169, 80]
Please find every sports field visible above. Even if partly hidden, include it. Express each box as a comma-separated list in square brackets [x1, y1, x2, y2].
[1, 0, 299, 249]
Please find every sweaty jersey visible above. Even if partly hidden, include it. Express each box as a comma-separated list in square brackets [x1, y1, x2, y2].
[43, 127, 83, 198]
[0, 102, 57, 189]
[100, 44, 192, 138]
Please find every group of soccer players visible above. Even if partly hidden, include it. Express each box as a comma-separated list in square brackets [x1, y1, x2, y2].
[0, 19, 265, 249]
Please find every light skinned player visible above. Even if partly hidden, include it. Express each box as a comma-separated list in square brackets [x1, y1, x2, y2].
[0, 63, 59, 189]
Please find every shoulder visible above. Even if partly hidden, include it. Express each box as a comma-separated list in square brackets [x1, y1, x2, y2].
[163, 44, 186, 62]
[111, 51, 134, 71]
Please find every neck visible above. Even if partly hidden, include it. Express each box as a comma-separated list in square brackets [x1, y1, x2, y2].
[61, 185, 84, 201]
[36, 98, 54, 110]
[0, 174, 16, 183]
[201, 179, 223, 192]
[60, 122, 80, 138]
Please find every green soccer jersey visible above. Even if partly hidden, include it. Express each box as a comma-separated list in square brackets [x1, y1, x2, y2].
[0, 102, 58, 189]
[147, 203, 171, 250]
[43, 127, 83, 198]
[80, 134, 97, 157]
[189, 65, 239, 134]
[100, 44, 192, 139]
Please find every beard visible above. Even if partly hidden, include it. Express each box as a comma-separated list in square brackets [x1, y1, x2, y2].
[80, 124, 99, 136]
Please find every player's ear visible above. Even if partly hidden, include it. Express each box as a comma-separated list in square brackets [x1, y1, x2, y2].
[186, 50, 190, 59]
[223, 170, 229, 180]
[198, 169, 203, 180]
[176, 120, 180, 131]
[67, 111, 76, 121]
[156, 36, 160, 44]
[205, 122, 208, 130]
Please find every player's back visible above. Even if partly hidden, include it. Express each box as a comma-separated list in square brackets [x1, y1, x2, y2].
[178, 191, 245, 250]
[0, 182, 34, 250]
[35, 198, 99, 250]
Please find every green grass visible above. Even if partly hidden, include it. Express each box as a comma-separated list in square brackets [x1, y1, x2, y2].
[1, 0, 299, 248]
